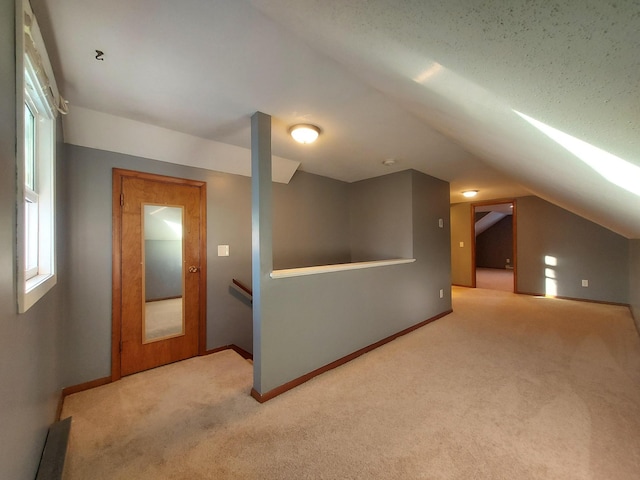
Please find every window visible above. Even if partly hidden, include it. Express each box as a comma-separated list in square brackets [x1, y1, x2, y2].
[17, 1, 67, 312]
[24, 102, 38, 281]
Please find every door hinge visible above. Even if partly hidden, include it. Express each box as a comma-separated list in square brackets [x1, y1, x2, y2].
[120, 193, 124, 206]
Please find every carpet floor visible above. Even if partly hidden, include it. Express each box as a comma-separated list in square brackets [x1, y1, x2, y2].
[61, 287, 640, 479]
[475, 267, 514, 292]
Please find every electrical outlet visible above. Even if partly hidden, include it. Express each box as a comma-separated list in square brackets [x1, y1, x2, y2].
[439, 289, 444, 299]
[582, 279, 589, 287]
[459, 241, 464, 248]
[506, 258, 510, 264]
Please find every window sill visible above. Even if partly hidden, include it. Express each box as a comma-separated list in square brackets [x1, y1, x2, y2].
[270, 258, 416, 279]
[19, 273, 56, 313]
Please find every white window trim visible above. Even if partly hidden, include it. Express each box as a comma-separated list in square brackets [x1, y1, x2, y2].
[16, 0, 59, 313]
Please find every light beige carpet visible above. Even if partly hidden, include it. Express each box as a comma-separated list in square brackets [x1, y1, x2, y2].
[476, 267, 514, 292]
[61, 287, 640, 479]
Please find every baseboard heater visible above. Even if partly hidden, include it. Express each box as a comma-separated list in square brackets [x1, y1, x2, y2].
[35, 416, 71, 480]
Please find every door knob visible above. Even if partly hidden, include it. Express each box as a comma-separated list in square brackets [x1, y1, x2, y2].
[188, 266, 199, 273]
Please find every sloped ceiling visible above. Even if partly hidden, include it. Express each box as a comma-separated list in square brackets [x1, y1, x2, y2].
[34, 0, 640, 238]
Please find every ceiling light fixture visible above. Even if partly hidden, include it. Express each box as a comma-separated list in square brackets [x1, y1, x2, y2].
[382, 158, 396, 166]
[289, 124, 321, 144]
[462, 190, 478, 198]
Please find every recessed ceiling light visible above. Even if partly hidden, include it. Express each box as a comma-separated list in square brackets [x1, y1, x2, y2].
[382, 158, 396, 166]
[462, 190, 478, 198]
[289, 124, 321, 144]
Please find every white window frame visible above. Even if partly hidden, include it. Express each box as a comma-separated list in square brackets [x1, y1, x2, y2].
[17, 0, 58, 313]
[23, 100, 39, 281]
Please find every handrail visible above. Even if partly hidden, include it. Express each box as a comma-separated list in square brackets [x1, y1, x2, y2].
[232, 278, 253, 297]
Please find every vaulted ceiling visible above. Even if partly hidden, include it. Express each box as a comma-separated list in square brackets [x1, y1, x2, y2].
[34, 0, 640, 238]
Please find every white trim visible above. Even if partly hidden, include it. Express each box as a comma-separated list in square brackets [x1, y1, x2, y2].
[22, 0, 65, 115]
[63, 106, 301, 184]
[16, 0, 57, 313]
[270, 258, 416, 279]
[21, 274, 57, 312]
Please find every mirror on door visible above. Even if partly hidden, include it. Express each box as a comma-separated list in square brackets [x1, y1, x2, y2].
[143, 204, 185, 343]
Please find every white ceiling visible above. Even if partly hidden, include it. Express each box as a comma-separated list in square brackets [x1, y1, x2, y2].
[33, 0, 640, 238]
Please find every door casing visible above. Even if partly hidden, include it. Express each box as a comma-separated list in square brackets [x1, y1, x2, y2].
[111, 168, 207, 381]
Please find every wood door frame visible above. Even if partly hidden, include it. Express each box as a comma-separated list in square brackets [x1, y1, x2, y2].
[470, 198, 518, 292]
[112, 168, 207, 381]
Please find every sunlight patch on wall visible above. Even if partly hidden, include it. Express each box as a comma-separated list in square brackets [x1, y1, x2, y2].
[545, 255, 557, 297]
[514, 111, 640, 197]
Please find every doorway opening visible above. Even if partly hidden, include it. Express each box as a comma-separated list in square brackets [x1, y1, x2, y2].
[472, 200, 517, 293]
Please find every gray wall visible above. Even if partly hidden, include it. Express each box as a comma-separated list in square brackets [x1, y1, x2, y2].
[476, 216, 513, 269]
[451, 197, 630, 304]
[630, 240, 640, 332]
[63, 144, 355, 386]
[517, 196, 629, 303]
[349, 171, 414, 261]
[273, 171, 351, 269]
[450, 203, 473, 286]
[0, 2, 66, 478]
[412, 170, 452, 300]
[255, 170, 452, 395]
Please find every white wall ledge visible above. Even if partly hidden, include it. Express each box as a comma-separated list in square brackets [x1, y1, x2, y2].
[270, 258, 416, 279]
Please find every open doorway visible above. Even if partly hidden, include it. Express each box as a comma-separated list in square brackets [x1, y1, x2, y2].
[472, 201, 517, 292]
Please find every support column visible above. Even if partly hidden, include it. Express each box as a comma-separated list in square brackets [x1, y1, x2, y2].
[251, 112, 273, 395]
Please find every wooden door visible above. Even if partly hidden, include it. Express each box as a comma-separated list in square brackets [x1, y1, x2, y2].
[112, 169, 206, 378]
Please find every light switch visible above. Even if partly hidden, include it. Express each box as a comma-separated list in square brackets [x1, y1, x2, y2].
[218, 245, 229, 257]
[582, 279, 588, 287]
[438, 218, 444, 228]
[459, 241, 464, 248]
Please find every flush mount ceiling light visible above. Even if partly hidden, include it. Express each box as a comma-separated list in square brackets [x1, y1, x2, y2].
[382, 158, 397, 166]
[289, 124, 321, 144]
[462, 190, 479, 198]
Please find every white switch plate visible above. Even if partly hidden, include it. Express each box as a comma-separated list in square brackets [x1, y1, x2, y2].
[218, 245, 229, 257]
[439, 289, 444, 298]
[582, 279, 588, 287]
[459, 241, 464, 248]
[438, 218, 444, 228]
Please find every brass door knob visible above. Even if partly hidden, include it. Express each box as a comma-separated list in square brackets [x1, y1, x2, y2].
[188, 266, 199, 273]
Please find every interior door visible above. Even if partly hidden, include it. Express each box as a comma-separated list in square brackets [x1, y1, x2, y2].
[112, 169, 206, 378]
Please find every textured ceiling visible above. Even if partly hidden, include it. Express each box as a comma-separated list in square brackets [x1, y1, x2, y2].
[34, 0, 640, 237]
